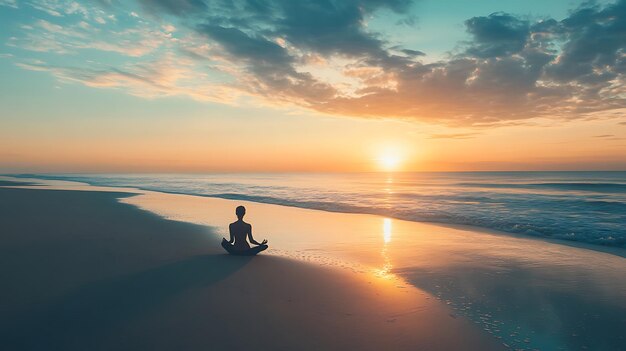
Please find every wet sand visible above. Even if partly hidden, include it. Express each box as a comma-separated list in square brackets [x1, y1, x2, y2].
[0, 182, 504, 351]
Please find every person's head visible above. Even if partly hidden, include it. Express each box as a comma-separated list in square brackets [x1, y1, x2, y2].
[235, 205, 246, 219]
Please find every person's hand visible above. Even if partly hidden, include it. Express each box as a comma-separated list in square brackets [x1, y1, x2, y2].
[261, 239, 268, 245]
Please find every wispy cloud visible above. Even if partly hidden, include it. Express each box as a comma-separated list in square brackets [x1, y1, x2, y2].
[593, 134, 626, 141]
[16, 54, 241, 102]
[429, 132, 480, 139]
[10, 18, 170, 57]
[0, 0, 18, 9]
[26, 0, 113, 23]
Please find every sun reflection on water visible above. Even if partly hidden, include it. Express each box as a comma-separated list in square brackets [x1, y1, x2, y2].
[375, 218, 394, 279]
[383, 217, 392, 243]
[383, 176, 394, 194]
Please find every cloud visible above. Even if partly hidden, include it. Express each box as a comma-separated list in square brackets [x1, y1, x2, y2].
[0, 0, 18, 8]
[16, 54, 241, 102]
[146, 0, 415, 64]
[428, 132, 480, 139]
[464, 12, 530, 58]
[593, 134, 626, 140]
[10, 18, 170, 57]
[271, 1, 398, 60]
[8, 0, 626, 126]
[138, 0, 207, 15]
[137, 0, 625, 125]
[325, 2, 625, 124]
[199, 24, 293, 66]
[401, 49, 425, 57]
[196, 24, 336, 105]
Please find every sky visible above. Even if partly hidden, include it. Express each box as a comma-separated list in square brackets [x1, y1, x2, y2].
[0, 0, 624, 172]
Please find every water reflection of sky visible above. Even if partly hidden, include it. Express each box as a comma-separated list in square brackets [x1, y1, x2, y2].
[389, 225, 626, 351]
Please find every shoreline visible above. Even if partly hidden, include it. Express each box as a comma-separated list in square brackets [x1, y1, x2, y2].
[0, 181, 505, 350]
[3, 175, 625, 259]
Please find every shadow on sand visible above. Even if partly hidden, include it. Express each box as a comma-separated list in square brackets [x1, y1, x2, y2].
[3, 254, 251, 350]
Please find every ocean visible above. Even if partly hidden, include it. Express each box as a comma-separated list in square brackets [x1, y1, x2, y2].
[13, 171, 626, 248]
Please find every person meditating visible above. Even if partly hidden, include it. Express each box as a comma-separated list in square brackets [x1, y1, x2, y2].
[221, 205, 268, 256]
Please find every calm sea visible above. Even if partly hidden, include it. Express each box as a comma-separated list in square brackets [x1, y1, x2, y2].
[14, 171, 626, 248]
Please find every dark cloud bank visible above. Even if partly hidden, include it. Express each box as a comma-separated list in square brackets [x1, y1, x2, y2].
[140, 0, 625, 125]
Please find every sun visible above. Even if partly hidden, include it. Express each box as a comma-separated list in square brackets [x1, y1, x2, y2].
[378, 153, 402, 171]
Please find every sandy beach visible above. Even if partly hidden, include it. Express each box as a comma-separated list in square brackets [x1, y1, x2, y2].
[0, 180, 506, 351]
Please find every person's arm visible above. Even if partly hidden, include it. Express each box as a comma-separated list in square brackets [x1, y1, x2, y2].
[247, 224, 267, 246]
[228, 223, 235, 244]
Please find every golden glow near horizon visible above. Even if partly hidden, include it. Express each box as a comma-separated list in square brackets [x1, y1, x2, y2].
[1, 112, 625, 172]
[376, 147, 404, 171]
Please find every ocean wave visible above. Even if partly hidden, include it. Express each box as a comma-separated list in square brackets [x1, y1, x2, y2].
[456, 182, 626, 193]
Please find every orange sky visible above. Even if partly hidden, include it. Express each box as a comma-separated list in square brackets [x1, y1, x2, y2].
[2, 98, 624, 172]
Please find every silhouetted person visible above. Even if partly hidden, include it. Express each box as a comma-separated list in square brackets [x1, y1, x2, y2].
[221, 206, 268, 255]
